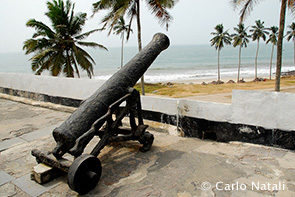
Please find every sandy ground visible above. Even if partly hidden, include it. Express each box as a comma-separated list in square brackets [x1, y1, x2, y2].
[183, 85, 295, 103]
[170, 75, 272, 84]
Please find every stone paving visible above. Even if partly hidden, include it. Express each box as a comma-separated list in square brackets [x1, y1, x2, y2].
[1, 98, 295, 197]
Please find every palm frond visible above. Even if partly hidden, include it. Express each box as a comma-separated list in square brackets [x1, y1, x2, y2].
[70, 52, 80, 77]
[23, 38, 54, 55]
[286, 22, 295, 41]
[26, 19, 55, 39]
[30, 48, 56, 73]
[74, 28, 104, 40]
[73, 45, 95, 78]
[69, 12, 87, 36]
[92, 0, 117, 16]
[232, 23, 250, 48]
[230, 0, 262, 22]
[146, 0, 174, 30]
[210, 24, 232, 51]
[77, 41, 108, 51]
[49, 49, 66, 76]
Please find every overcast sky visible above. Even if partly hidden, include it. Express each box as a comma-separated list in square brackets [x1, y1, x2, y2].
[0, 0, 294, 53]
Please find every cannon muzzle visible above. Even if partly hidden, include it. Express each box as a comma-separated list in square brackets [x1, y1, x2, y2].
[52, 33, 170, 157]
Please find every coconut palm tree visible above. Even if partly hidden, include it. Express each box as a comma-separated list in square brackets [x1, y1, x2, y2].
[113, 16, 133, 69]
[266, 26, 279, 80]
[210, 24, 232, 83]
[232, 23, 250, 82]
[250, 20, 269, 81]
[92, 0, 177, 95]
[230, 0, 295, 91]
[286, 22, 295, 67]
[23, 0, 107, 78]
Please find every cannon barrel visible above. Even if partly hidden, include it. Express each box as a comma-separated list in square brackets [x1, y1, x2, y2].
[52, 33, 170, 157]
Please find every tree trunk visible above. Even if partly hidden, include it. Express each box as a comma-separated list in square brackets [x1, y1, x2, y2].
[275, 0, 287, 92]
[136, 0, 145, 95]
[218, 48, 220, 81]
[270, 44, 274, 80]
[121, 32, 124, 69]
[293, 38, 295, 68]
[136, 0, 142, 51]
[255, 39, 259, 80]
[66, 50, 75, 78]
[237, 45, 241, 82]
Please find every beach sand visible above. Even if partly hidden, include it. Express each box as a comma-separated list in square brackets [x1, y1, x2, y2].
[170, 74, 272, 84]
[183, 85, 295, 103]
[143, 75, 295, 104]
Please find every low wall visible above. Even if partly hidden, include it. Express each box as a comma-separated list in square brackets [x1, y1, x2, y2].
[0, 73, 105, 100]
[1, 73, 295, 149]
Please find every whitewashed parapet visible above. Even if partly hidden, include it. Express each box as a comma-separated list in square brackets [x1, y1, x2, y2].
[141, 96, 178, 115]
[178, 99, 231, 122]
[141, 96, 232, 123]
[0, 73, 105, 100]
[141, 90, 295, 131]
[231, 90, 295, 131]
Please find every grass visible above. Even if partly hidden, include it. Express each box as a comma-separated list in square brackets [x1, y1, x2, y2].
[134, 76, 295, 98]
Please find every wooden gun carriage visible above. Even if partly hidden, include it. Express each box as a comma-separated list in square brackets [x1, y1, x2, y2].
[31, 33, 170, 194]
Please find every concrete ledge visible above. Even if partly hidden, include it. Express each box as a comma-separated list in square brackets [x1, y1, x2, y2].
[231, 90, 295, 131]
[0, 73, 105, 100]
[0, 92, 76, 113]
[0, 87, 82, 107]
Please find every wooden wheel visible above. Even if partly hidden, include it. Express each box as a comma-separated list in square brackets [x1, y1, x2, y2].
[67, 154, 102, 194]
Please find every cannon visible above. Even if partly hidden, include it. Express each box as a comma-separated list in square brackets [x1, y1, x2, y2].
[31, 33, 170, 194]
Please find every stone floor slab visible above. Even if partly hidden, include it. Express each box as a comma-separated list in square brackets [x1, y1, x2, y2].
[12, 174, 61, 197]
[0, 182, 30, 197]
[0, 171, 15, 186]
[19, 122, 62, 142]
[0, 137, 26, 152]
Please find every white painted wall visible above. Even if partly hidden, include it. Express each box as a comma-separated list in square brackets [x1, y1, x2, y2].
[1, 73, 294, 131]
[177, 99, 231, 122]
[141, 96, 178, 115]
[231, 90, 295, 131]
[0, 73, 105, 100]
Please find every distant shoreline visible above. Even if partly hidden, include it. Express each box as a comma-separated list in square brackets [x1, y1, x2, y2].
[1, 44, 294, 83]
[1, 71, 294, 85]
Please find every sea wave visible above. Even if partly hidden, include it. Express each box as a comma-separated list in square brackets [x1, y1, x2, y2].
[93, 65, 295, 83]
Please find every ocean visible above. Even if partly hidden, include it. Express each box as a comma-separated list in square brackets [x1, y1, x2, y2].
[0, 43, 294, 83]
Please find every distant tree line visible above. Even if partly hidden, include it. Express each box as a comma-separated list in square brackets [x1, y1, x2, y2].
[210, 20, 295, 83]
[230, 0, 295, 92]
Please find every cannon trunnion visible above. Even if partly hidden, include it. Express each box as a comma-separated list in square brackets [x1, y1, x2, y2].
[31, 33, 170, 194]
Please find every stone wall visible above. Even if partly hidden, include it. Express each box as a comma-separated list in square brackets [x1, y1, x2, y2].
[1, 73, 295, 149]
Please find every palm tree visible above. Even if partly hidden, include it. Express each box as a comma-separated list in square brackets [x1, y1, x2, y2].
[92, 0, 177, 95]
[232, 23, 250, 82]
[250, 20, 269, 80]
[230, 0, 295, 91]
[113, 16, 132, 69]
[286, 22, 295, 68]
[23, 0, 107, 78]
[210, 24, 232, 82]
[266, 26, 279, 80]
